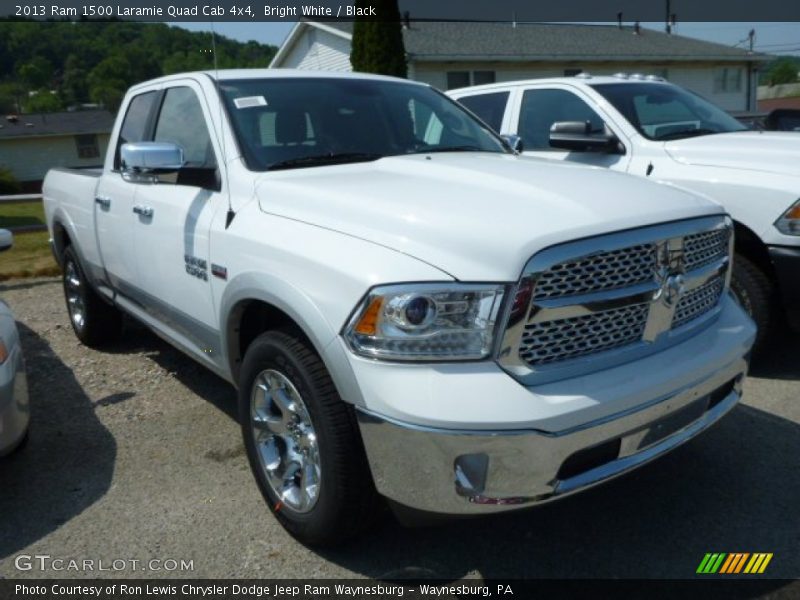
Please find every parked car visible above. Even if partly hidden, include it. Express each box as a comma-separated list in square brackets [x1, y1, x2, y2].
[43, 70, 754, 545]
[449, 75, 800, 349]
[733, 109, 800, 132]
[0, 229, 30, 456]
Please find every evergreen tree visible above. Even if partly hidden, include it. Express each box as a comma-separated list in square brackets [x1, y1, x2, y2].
[350, 0, 407, 78]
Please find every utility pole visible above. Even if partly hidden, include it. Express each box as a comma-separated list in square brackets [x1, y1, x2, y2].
[665, 0, 671, 33]
[748, 29, 755, 52]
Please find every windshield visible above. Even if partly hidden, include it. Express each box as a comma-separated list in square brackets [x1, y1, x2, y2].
[219, 77, 508, 171]
[591, 82, 747, 141]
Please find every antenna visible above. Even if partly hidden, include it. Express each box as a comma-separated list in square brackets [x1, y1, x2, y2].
[210, 20, 235, 229]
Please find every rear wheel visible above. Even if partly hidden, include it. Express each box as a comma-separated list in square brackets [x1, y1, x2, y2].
[62, 246, 122, 347]
[239, 330, 379, 545]
[730, 253, 773, 352]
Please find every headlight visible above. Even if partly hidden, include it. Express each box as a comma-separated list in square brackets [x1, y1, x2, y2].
[344, 283, 507, 361]
[775, 199, 800, 235]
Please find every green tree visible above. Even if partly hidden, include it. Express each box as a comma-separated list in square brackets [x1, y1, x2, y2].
[87, 54, 131, 110]
[18, 56, 54, 89]
[24, 90, 63, 113]
[768, 59, 799, 85]
[350, 0, 407, 78]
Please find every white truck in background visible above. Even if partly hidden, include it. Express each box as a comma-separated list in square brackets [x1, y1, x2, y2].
[43, 70, 754, 545]
[449, 75, 800, 349]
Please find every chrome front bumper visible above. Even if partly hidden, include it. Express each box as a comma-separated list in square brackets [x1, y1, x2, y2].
[356, 355, 747, 515]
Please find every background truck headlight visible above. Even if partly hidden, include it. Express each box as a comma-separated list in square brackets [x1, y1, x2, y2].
[344, 283, 507, 360]
[775, 199, 800, 235]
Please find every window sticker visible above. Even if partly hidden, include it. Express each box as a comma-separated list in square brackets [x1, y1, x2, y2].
[234, 96, 268, 109]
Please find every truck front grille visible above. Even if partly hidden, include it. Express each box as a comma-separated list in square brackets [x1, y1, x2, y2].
[497, 217, 732, 382]
[519, 303, 649, 366]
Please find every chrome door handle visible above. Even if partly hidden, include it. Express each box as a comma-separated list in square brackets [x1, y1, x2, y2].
[133, 205, 154, 217]
[95, 196, 111, 208]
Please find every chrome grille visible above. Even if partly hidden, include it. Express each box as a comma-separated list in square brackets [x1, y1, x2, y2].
[519, 304, 649, 366]
[499, 216, 733, 381]
[533, 244, 656, 300]
[672, 276, 725, 329]
[683, 229, 730, 271]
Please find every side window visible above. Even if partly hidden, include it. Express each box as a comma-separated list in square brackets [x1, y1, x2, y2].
[518, 89, 605, 151]
[114, 91, 158, 169]
[457, 92, 510, 132]
[154, 87, 217, 168]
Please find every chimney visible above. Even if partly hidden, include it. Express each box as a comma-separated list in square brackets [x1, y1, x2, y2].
[634, 21, 641, 35]
[402, 11, 410, 29]
[617, 12, 623, 29]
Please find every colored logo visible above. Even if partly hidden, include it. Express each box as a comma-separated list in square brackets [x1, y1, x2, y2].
[697, 553, 773, 574]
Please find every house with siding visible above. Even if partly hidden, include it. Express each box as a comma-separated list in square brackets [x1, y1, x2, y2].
[0, 109, 114, 192]
[270, 21, 770, 112]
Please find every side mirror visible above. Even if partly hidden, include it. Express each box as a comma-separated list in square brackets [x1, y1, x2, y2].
[549, 121, 621, 153]
[500, 134, 524, 153]
[0, 229, 13, 252]
[121, 142, 184, 176]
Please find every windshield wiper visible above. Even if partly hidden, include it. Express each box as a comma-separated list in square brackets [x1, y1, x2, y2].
[267, 152, 384, 171]
[655, 128, 718, 141]
[410, 145, 487, 154]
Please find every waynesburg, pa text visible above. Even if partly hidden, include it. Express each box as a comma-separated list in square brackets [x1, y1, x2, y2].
[13, 3, 377, 18]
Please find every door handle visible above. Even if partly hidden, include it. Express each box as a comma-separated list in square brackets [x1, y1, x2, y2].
[95, 196, 111, 209]
[133, 205, 154, 217]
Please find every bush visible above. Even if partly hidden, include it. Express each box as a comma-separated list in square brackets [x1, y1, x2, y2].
[0, 167, 21, 195]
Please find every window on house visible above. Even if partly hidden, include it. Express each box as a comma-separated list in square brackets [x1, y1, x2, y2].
[446, 71, 496, 90]
[75, 134, 100, 159]
[713, 67, 742, 93]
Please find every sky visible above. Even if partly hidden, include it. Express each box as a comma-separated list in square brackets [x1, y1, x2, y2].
[173, 21, 800, 56]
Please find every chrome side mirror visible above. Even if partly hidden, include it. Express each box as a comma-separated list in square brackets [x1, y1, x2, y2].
[0, 229, 12, 252]
[121, 142, 184, 177]
[501, 134, 524, 153]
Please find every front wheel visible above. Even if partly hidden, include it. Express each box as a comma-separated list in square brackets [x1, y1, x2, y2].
[730, 253, 773, 352]
[239, 330, 379, 545]
[62, 246, 122, 347]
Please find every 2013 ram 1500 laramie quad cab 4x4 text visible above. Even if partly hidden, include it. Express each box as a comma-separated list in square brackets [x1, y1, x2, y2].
[44, 70, 755, 545]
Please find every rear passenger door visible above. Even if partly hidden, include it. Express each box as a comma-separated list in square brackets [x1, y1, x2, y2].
[96, 90, 158, 290]
[513, 86, 631, 170]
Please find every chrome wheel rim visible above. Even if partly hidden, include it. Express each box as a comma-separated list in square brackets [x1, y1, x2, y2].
[65, 260, 86, 330]
[250, 369, 321, 513]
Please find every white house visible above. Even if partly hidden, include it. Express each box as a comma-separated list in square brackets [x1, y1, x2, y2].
[0, 109, 114, 192]
[270, 21, 770, 112]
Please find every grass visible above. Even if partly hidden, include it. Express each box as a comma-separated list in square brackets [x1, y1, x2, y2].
[0, 201, 46, 229]
[0, 231, 60, 281]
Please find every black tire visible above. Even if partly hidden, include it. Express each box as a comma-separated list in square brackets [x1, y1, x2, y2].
[62, 246, 122, 347]
[730, 253, 773, 351]
[239, 330, 379, 545]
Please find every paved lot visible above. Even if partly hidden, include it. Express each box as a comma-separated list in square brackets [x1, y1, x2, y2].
[0, 277, 798, 583]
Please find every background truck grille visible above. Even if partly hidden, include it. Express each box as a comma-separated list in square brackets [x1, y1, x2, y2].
[672, 276, 725, 329]
[519, 304, 649, 366]
[533, 244, 656, 301]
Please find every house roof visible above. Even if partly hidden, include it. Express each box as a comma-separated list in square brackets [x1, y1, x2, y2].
[0, 109, 115, 139]
[300, 21, 769, 63]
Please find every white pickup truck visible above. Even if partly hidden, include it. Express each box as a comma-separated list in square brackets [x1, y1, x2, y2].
[449, 75, 800, 349]
[44, 70, 754, 545]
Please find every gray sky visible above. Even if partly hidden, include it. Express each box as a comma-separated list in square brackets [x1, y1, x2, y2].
[172, 21, 800, 56]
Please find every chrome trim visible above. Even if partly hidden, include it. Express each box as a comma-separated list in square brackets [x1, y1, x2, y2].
[497, 216, 732, 385]
[356, 355, 747, 515]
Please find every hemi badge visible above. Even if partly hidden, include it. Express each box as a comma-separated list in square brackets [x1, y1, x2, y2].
[211, 264, 228, 280]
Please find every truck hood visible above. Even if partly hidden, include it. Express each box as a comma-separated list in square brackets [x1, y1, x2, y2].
[664, 131, 800, 176]
[255, 153, 721, 281]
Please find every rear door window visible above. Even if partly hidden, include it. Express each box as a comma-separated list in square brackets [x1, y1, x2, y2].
[458, 92, 510, 132]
